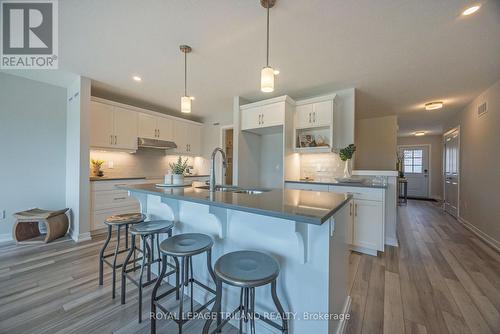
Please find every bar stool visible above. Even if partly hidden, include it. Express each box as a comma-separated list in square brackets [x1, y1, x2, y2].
[151, 233, 217, 334]
[203, 250, 288, 334]
[121, 220, 178, 322]
[98, 213, 146, 299]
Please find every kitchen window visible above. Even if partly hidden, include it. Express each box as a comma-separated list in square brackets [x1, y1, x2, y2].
[403, 149, 423, 174]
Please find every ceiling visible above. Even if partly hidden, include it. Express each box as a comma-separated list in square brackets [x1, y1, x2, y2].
[27, 1, 500, 132]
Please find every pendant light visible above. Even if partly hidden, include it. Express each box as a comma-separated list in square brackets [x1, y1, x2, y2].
[180, 45, 193, 113]
[261, 0, 277, 93]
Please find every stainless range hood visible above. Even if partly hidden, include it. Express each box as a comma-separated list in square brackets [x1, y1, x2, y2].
[137, 137, 177, 150]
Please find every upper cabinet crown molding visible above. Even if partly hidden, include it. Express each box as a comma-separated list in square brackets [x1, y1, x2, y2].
[295, 93, 337, 106]
[240, 95, 295, 110]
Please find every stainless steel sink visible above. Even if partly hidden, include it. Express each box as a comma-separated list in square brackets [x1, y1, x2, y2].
[195, 185, 238, 192]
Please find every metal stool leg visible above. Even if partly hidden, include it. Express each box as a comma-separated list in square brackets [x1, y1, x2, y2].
[121, 235, 136, 305]
[146, 238, 152, 282]
[98, 225, 112, 285]
[271, 280, 288, 333]
[202, 278, 222, 334]
[112, 225, 121, 299]
[189, 256, 194, 314]
[250, 287, 256, 334]
[151, 254, 168, 334]
[125, 224, 129, 249]
[138, 235, 148, 322]
[178, 256, 187, 334]
[239, 288, 244, 334]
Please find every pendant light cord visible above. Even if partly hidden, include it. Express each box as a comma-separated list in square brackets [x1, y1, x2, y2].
[266, 4, 270, 67]
[184, 52, 187, 96]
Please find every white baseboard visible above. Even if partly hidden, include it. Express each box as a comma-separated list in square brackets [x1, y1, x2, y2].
[385, 237, 399, 247]
[336, 295, 352, 334]
[457, 216, 500, 253]
[69, 229, 92, 243]
[0, 233, 13, 243]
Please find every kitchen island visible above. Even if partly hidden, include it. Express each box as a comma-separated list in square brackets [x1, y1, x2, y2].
[119, 183, 353, 334]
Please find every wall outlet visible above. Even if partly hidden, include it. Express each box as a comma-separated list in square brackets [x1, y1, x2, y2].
[108, 161, 114, 169]
[1, 210, 6, 220]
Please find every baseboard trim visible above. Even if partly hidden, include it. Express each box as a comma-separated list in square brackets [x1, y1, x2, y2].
[457, 216, 500, 253]
[385, 237, 399, 247]
[69, 231, 92, 243]
[0, 233, 13, 243]
[336, 295, 352, 334]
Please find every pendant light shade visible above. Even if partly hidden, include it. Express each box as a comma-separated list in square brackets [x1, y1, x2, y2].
[180, 45, 192, 113]
[260, 0, 277, 93]
[261, 66, 275, 92]
[181, 96, 191, 113]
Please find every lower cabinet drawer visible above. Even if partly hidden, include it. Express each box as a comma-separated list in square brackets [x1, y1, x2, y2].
[91, 205, 141, 231]
[329, 185, 384, 201]
[92, 190, 139, 211]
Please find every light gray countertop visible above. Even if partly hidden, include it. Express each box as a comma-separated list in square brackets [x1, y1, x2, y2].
[118, 183, 351, 225]
[285, 179, 388, 189]
[90, 175, 209, 182]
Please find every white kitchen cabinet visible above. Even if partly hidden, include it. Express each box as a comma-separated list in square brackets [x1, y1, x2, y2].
[90, 101, 138, 150]
[241, 101, 285, 131]
[173, 121, 201, 156]
[138, 113, 174, 141]
[352, 199, 384, 253]
[295, 99, 333, 128]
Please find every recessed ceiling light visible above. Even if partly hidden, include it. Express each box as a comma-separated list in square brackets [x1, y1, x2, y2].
[132, 76, 142, 82]
[425, 101, 443, 110]
[462, 4, 481, 16]
[414, 131, 426, 136]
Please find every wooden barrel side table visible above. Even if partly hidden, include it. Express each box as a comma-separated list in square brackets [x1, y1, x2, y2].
[13, 208, 69, 243]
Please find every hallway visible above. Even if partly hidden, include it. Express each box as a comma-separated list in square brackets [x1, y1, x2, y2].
[347, 200, 500, 334]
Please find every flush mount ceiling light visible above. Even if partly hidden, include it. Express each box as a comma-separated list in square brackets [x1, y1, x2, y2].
[260, 0, 278, 93]
[462, 4, 481, 16]
[414, 131, 426, 136]
[180, 45, 193, 113]
[132, 75, 142, 82]
[425, 101, 444, 110]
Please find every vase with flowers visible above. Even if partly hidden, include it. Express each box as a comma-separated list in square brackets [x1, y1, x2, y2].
[91, 159, 105, 177]
[339, 144, 356, 179]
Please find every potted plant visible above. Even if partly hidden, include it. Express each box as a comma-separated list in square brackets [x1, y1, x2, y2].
[91, 159, 105, 177]
[169, 156, 188, 185]
[339, 144, 356, 178]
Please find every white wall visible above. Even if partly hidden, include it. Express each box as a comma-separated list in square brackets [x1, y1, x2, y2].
[444, 80, 500, 246]
[0, 73, 67, 240]
[65, 77, 91, 242]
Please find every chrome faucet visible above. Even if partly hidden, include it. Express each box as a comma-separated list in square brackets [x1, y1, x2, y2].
[210, 147, 227, 192]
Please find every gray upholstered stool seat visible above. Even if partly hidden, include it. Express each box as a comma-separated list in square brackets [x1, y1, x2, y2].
[203, 250, 288, 334]
[151, 233, 216, 334]
[215, 250, 279, 288]
[159, 233, 213, 257]
[129, 220, 174, 235]
[104, 213, 146, 225]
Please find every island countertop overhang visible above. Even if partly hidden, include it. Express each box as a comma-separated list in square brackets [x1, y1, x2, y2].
[119, 183, 352, 225]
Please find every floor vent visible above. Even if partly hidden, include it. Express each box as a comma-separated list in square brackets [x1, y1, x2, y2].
[478, 101, 487, 117]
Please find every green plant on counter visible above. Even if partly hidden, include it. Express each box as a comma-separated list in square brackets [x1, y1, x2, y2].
[339, 144, 356, 161]
[91, 159, 105, 167]
[169, 156, 188, 175]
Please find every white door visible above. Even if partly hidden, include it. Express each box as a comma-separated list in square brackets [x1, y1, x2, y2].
[312, 100, 333, 126]
[353, 199, 384, 251]
[295, 104, 313, 128]
[113, 107, 138, 150]
[399, 146, 429, 198]
[157, 117, 174, 141]
[241, 106, 262, 131]
[444, 129, 459, 217]
[138, 113, 157, 139]
[90, 101, 114, 148]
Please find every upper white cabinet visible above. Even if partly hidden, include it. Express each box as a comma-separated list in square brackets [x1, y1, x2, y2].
[174, 120, 201, 156]
[90, 101, 138, 150]
[241, 100, 286, 132]
[295, 100, 333, 128]
[138, 113, 174, 141]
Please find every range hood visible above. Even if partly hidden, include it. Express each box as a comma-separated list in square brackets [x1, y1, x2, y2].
[137, 137, 177, 150]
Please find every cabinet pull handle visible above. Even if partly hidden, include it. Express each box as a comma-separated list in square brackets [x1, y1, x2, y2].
[114, 197, 127, 200]
[259, 114, 262, 125]
[110, 135, 113, 145]
[313, 112, 316, 123]
[261, 114, 264, 124]
[115, 135, 118, 145]
[157, 129, 160, 138]
[350, 202, 353, 216]
[354, 203, 358, 217]
[309, 112, 311, 123]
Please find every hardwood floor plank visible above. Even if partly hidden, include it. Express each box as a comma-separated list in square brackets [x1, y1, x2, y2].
[383, 271, 405, 334]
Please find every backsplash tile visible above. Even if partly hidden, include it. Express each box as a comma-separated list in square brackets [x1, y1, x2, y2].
[89, 149, 209, 178]
[299, 153, 344, 180]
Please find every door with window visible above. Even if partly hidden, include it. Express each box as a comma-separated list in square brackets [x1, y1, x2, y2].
[444, 129, 459, 217]
[399, 146, 429, 198]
